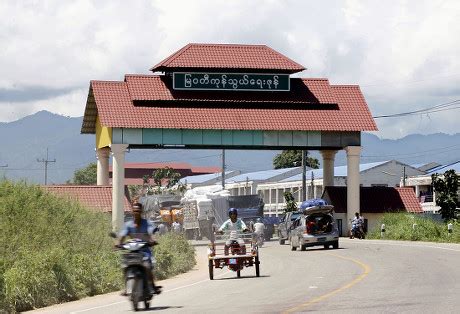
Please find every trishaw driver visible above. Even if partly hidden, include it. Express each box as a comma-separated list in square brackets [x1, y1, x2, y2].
[216, 208, 249, 255]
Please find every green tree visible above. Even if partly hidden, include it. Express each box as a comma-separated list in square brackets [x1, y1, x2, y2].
[273, 150, 319, 169]
[284, 191, 298, 213]
[73, 163, 97, 185]
[432, 169, 459, 221]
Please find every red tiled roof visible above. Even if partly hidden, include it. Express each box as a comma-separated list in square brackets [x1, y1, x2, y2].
[108, 162, 220, 173]
[85, 77, 377, 132]
[191, 166, 221, 174]
[110, 162, 193, 170]
[395, 187, 424, 213]
[323, 186, 423, 214]
[150, 43, 305, 73]
[42, 185, 132, 213]
[125, 75, 337, 104]
[124, 75, 336, 104]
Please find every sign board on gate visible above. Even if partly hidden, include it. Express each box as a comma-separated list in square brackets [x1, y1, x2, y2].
[173, 72, 290, 91]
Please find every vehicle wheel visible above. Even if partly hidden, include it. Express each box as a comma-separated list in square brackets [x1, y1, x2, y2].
[324, 244, 329, 249]
[144, 301, 150, 310]
[290, 238, 297, 251]
[255, 255, 260, 277]
[237, 270, 241, 278]
[333, 241, 339, 249]
[279, 235, 285, 245]
[131, 278, 142, 311]
[208, 260, 214, 280]
[300, 244, 306, 251]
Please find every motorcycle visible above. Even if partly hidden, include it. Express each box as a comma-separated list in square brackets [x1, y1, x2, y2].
[110, 233, 156, 311]
[350, 224, 365, 239]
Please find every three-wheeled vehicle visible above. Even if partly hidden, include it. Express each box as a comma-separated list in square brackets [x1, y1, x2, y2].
[207, 231, 260, 279]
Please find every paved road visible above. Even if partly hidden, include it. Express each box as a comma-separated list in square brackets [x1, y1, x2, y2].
[29, 238, 460, 313]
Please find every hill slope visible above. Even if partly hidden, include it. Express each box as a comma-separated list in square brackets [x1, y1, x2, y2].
[0, 111, 458, 183]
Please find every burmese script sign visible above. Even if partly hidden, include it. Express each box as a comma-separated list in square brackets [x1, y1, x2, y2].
[173, 73, 290, 91]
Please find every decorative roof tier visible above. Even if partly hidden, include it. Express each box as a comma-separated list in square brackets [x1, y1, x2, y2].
[150, 43, 306, 74]
[81, 43, 377, 134]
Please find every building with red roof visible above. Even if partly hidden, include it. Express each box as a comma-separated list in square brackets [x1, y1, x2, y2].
[43, 185, 132, 213]
[323, 186, 422, 235]
[108, 162, 220, 186]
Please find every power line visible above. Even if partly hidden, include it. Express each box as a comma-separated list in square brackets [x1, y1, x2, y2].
[362, 144, 460, 158]
[373, 99, 460, 119]
[36, 148, 56, 185]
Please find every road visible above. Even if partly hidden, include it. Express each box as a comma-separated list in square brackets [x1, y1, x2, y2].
[29, 238, 460, 313]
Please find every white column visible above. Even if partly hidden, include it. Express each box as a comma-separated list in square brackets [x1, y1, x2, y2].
[320, 150, 337, 191]
[346, 146, 361, 234]
[111, 144, 128, 232]
[96, 147, 110, 185]
[415, 185, 420, 198]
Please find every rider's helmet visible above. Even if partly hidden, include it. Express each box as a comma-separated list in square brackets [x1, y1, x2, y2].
[132, 202, 143, 213]
[228, 207, 238, 217]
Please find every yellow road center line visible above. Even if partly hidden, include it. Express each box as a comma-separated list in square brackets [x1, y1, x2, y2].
[283, 252, 371, 313]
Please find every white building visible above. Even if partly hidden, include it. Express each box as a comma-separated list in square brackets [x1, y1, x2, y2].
[404, 161, 460, 213]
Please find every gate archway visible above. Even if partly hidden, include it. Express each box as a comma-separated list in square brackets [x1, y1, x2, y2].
[81, 43, 377, 233]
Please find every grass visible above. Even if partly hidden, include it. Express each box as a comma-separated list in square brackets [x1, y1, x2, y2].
[0, 180, 196, 312]
[367, 212, 460, 243]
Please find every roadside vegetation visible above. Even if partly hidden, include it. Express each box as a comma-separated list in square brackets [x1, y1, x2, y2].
[0, 180, 195, 313]
[367, 212, 459, 243]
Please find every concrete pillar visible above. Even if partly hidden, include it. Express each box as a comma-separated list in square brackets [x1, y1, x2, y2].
[320, 150, 337, 191]
[346, 146, 361, 234]
[96, 147, 110, 185]
[415, 185, 420, 198]
[110, 144, 128, 232]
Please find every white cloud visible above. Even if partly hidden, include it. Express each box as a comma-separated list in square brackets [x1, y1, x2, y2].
[0, 88, 87, 121]
[1, 0, 459, 139]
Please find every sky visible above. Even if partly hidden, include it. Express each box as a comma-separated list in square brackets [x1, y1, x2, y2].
[1, 0, 459, 139]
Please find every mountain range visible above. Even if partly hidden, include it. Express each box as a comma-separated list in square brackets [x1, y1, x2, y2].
[1, 110, 459, 184]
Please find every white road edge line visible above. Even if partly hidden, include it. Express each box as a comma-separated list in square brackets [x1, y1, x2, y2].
[348, 239, 460, 252]
[70, 270, 230, 313]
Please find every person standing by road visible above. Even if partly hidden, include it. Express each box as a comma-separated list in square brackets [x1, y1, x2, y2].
[172, 220, 182, 233]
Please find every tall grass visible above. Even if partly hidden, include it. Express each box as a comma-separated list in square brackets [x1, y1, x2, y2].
[367, 212, 460, 243]
[0, 180, 195, 312]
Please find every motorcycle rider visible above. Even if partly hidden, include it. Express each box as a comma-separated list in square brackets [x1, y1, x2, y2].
[253, 218, 265, 243]
[216, 208, 249, 255]
[119, 202, 162, 295]
[350, 212, 364, 239]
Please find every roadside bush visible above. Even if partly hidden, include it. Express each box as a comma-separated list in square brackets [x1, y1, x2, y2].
[155, 232, 196, 280]
[367, 212, 460, 243]
[0, 180, 195, 312]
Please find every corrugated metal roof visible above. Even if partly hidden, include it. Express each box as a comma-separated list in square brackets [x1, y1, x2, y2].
[280, 161, 390, 182]
[180, 171, 236, 184]
[427, 160, 460, 174]
[225, 167, 300, 183]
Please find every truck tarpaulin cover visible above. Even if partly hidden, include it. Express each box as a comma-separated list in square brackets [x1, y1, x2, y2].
[299, 198, 329, 210]
[228, 195, 264, 218]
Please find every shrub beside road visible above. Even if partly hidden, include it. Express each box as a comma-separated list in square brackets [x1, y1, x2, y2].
[367, 212, 459, 243]
[0, 180, 195, 313]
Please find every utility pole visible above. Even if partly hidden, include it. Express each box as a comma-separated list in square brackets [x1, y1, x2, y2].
[402, 166, 406, 187]
[301, 150, 306, 201]
[37, 148, 56, 185]
[221, 149, 226, 190]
